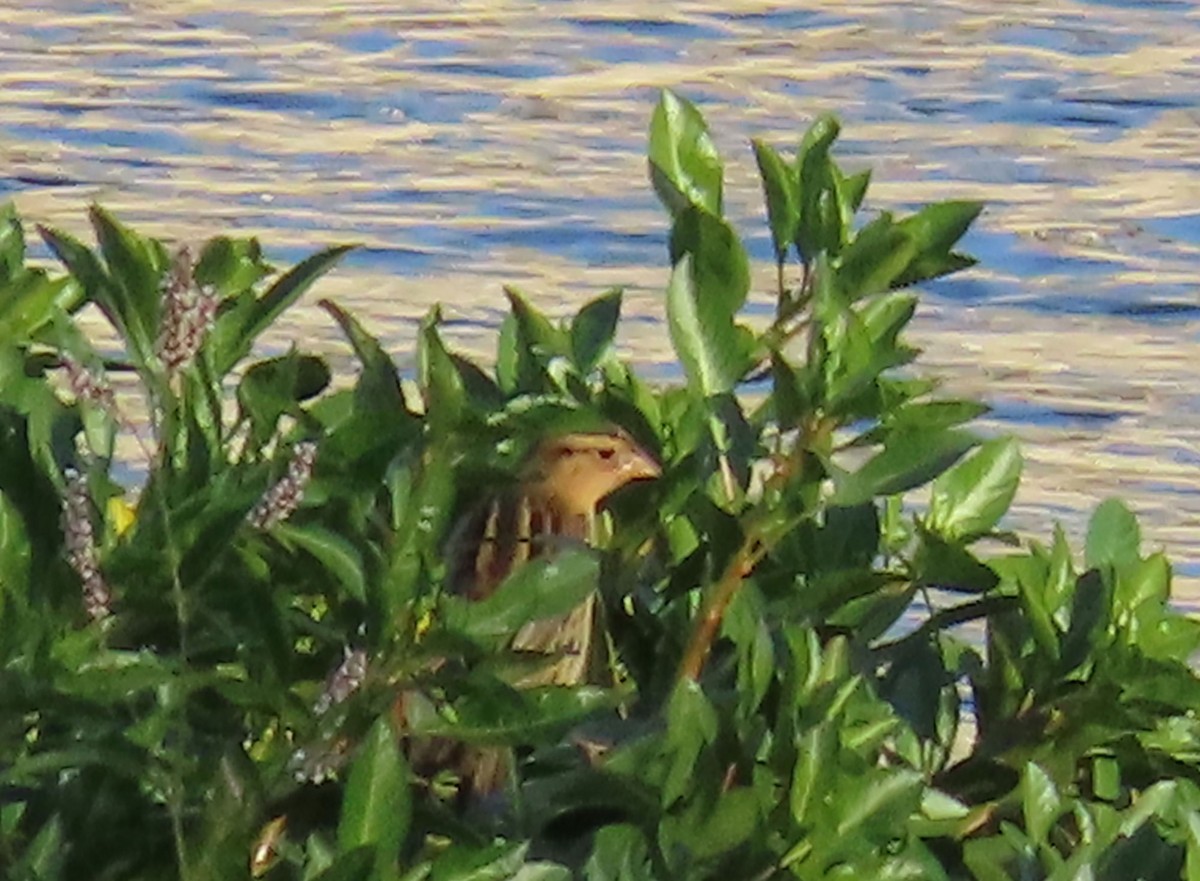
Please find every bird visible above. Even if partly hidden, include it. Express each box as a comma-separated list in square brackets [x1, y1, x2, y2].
[421, 427, 662, 797]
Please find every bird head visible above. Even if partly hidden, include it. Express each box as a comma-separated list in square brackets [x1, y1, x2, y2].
[521, 429, 661, 518]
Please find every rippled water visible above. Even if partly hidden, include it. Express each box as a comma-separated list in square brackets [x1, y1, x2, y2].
[2, 2, 1200, 591]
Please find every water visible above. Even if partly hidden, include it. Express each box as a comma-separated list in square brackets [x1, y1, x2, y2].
[2, 1, 1200, 594]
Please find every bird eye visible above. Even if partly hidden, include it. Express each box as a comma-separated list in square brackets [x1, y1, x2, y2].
[597, 448, 616, 460]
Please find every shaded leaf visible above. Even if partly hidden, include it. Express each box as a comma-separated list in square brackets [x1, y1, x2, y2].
[337, 717, 411, 867]
[752, 139, 799, 262]
[570, 288, 622, 374]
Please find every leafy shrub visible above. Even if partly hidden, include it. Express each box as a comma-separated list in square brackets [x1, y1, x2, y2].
[2, 91, 1200, 881]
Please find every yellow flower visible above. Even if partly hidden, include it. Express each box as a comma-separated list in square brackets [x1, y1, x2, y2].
[106, 497, 137, 537]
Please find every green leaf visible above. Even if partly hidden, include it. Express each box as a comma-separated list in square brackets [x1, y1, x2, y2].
[273, 523, 366, 602]
[894, 201, 983, 287]
[430, 841, 529, 881]
[648, 90, 723, 216]
[39, 223, 119, 327]
[448, 549, 599, 641]
[840, 169, 871, 214]
[337, 717, 410, 871]
[308, 849, 376, 881]
[836, 214, 918, 300]
[1021, 762, 1062, 846]
[663, 679, 718, 807]
[570, 288, 622, 374]
[831, 429, 977, 506]
[88, 205, 164, 366]
[914, 531, 1000, 593]
[320, 299, 404, 413]
[215, 244, 354, 375]
[896, 200, 983, 257]
[420, 310, 466, 437]
[194, 235, 271, 295]
[927, 437, 1022, 541]
[584, 825, 653, 881]
[237, 352, 331, 450]
[851, 400, 989, 447]
[502, 286, 570, 392]
[668, 206, 751, 317]
[409, 686, 616, 744]
[1086, 498, 1140, 570]
[836, 768, 924, 839]
[752, 139, 799, 263]
[895, 251, 978, 287]
[0, 271, 80, 342]
[680, 787, 761, 859]
[665, 254, 754, 397]
[794, 114, 841, 261]
[0, 202, 24, 284]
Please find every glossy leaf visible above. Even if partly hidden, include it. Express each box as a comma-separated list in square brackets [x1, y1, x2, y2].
[1021, 762, 1063, 846]
[894, 201, 983, 287]
[831, 429, 978, 507]
[648, 90, 723, 216]
[928, 437, 1022, 542]
[836, 214, 918, 300]
[194, 235, 271, 295]
[668, 205, 751, 318]
[665, 253, 754, 397]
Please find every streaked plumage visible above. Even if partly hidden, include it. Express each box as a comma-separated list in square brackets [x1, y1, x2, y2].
[433, 428, 661, 795]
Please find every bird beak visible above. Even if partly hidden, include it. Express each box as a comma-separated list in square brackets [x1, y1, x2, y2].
[622, 443, 662, 482]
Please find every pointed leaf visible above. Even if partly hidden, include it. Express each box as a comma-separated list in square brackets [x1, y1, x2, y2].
[89, 205, 164, 363]
[665, 254, 754, 396]
[570, 288, 622, 374]
[320, 299, 404, 412]
[752, 139, 799, 262]
[337, 717, 410, 868]
[0, 202, 25, 284]
[1021, 762, 1062, 846]
[668, 205, 750, 317]
[928, 437, 1022, 541]
[832, 429, 977, 506]
[836, 214, 918, 300]
[420, 310, 466, 437]
[648, 90, 723, 216]
[216, 244, 354, 374]
[273, 523, 366, 601]
[897, 200, 983, 256]
[794, 114, 841, 261]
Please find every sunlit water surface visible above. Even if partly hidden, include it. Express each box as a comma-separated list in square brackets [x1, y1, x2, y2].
[3, 1, 1200, 601]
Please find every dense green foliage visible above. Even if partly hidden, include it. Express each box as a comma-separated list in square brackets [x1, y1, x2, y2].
[3, 91, 1200, 880]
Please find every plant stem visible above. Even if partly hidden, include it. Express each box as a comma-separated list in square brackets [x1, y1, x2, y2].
[677, 536, 768, 682]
